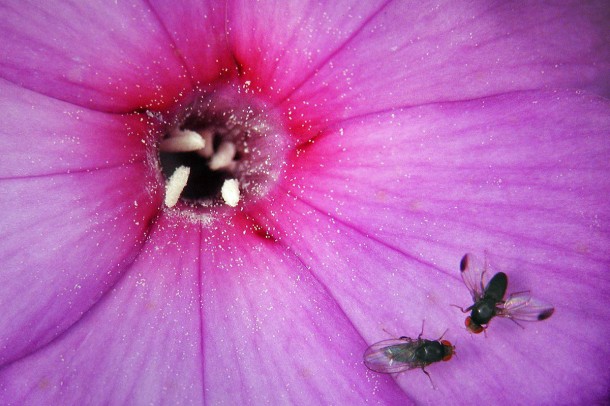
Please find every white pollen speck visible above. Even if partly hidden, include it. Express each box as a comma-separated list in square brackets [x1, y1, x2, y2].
[221, 179, 240, 207]
[160, 129, 205, 152]
[164, 166, 190, 208]
[209, 141, 237, 170]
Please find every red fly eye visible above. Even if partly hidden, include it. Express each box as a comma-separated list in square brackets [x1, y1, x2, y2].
[441, 340, 454, 361]
[471, 324, 484, 334]
[465, 317, 484, 334]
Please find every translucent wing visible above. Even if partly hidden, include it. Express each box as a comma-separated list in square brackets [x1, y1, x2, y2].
[459, 253, 487, 302]
[498, 292, 555, 322]
[363, 338, 419, 374]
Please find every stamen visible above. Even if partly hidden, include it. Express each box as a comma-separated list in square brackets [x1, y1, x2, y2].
[209, 141, 237, 170]
[160, 129, 205, 152]
[221, 179, 240, 207]
[154, 91, 286, 213]
[197, 129, 215, 158]
[164, 166, 191, 208]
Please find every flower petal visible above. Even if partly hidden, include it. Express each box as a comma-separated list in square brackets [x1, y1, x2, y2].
[281, 1, 610, 126]
[0, 164, 161, 366]
[258, 91, 610, 403]
[259, 194, 610, 404]
[255, 198, 471, 403]
[0, 215, 203, 404]
[286, 91, 609, 271]
[0, 214, 410, 404]
[224, 0, 388, 100]
[146, 0, 233, 83]
[0, 0, 192, 112]
[198, 218, 410, 404]
[0, 80, 150, 177]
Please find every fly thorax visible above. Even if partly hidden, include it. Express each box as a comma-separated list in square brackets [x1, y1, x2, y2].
[471, 299, 497, 324]
[416, 341, 443, 363]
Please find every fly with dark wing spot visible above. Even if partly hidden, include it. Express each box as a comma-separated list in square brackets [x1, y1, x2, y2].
[457, 253, 555, 334]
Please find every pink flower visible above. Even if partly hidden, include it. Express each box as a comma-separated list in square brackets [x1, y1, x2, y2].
[0, 1, 608, 404]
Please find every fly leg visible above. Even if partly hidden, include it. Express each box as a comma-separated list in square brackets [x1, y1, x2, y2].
[382, 327, 397, 338]
[450, 304, 473, 313]
[417, 320, 426, 340]
[421, 367, 436, 390]
[508, 290, 531, 299]
[506, 317, 526, 329]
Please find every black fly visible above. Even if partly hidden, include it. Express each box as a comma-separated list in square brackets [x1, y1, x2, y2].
[458, 253, 554, 334]
[363, 322, 454, 387]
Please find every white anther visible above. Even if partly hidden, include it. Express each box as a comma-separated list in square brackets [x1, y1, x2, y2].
[160, 129, 205, 153]
[164, 166, 190, 208]
[221, 179, 240, 207]
[208, 141, 237, 170]
[196, 129, 215, 158]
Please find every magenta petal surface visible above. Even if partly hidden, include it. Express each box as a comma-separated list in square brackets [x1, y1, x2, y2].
[0, 80, 150, 177]
[256, 198, 466, 404]
[282, 1, 610, 126]
[264, 91, 610, 404]
[146, 0, 232, 83]
[224, 0, 388, 101]
[0, 0, 191, 112]
[0, 80, 161, 366]
[199, 220, 409, 405]
[1, 0, 608, 405]
[0, 215, 203, 405]
[0, 215, 410, 405]
[287, 91, 609, 272]
[0, 164, 161, 366]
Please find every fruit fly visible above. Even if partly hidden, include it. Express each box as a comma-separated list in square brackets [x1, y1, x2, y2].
[458, 253, 555, 334]
[363, 322, 454, 386]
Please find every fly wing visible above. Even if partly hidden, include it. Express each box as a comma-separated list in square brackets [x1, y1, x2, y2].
[459, 253, 487, 302]
[498, 292, 555, 322]
[363, 338, 418, 374]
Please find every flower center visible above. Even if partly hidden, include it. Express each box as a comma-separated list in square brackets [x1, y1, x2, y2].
[152, 85, 288, 217]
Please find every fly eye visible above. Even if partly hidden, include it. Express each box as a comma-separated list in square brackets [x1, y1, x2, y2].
[441, 340, 454, 361]
[465, 317, 484, 334]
